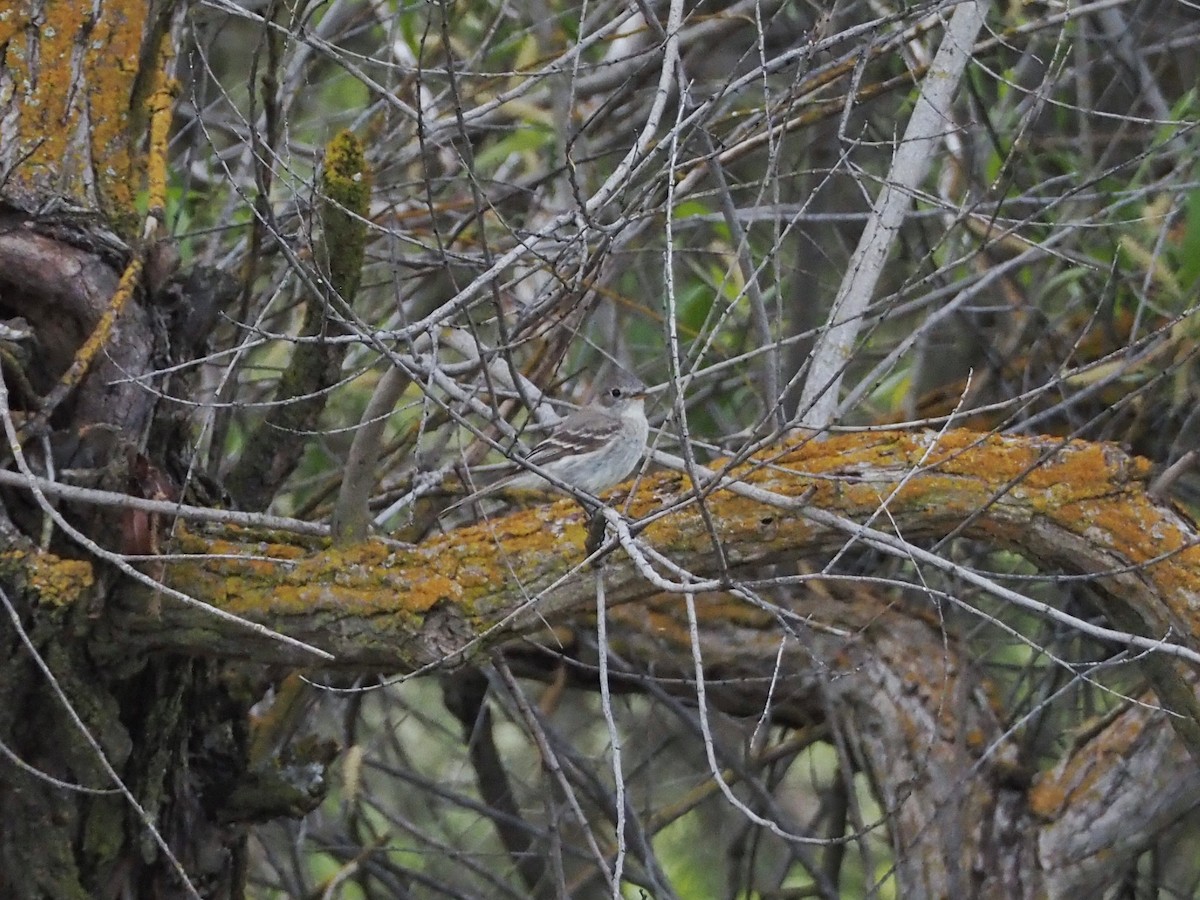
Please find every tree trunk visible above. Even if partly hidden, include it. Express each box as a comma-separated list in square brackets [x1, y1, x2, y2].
[0, 3, 254, 897]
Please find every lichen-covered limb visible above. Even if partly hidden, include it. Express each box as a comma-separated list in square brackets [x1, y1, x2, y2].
[541, 586, 1030, 898]
[0, 0, 167, 227]
[1031, 689, 1200, 898]
[525, 577, 1195, 897]
[225, 131, 372, 512]
[114, 429, 1200, 670]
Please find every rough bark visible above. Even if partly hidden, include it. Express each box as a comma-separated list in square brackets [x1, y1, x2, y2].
[0, 3, 255, 898]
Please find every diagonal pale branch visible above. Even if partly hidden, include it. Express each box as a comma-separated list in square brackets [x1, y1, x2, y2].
[797, 0, 992, 429]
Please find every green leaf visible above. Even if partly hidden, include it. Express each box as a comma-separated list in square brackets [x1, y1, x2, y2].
[475, 125, 553, 172]
[1174, 187, 1200, 290]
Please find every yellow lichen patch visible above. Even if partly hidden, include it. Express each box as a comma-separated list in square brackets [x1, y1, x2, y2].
[340, 540, 393, 569]
[0, 550, 95, 607]
[322, 131, 372, 211]
[1071, 499, 1156, 557]
[1027, 774, 1063, 820]
[31, 557, 94, 605]
[0, 0, 184, 230]
[318, 130, 372, 301]
[170, 527, 313, 562]
[307, 541, 393, 578]
[767, 430, 1143, 506]
[395, 573, 462, 614]
[28, 3, 79, 177]
[766, 436, 890, 477]
[1070, 497, 1200, 637]
[1033, 691, 1160, 821]
[81, 0, 150, 219]
[143, 70, 178, 222]
[0, 5, 28, 47]
[1019, 443, 1120, 494]
[446, 504, 590, 563]
[241, 554, 297, 579]
[1029, 718, 1136, 821]
[0, 2, 151, 221]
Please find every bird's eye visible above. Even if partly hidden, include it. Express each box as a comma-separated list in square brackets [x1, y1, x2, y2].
[610, 387, 623, 399]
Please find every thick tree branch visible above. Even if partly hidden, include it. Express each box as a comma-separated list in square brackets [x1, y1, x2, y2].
[105, 429, 1200, 670]
[1031, 689, 1200, 898]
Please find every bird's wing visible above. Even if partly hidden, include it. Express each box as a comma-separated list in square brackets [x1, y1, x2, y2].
[525, 408, 618, 465]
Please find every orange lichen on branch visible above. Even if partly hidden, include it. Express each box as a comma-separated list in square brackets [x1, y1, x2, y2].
[81, 0, 148, 217]
[0, 549, 94, 607]
[144, 70, 180, 230]
[1029, 697, 1158, 821]
[138, 429, 1200, 671]
[165, 534, 480, 619]
[0, 1, 157, 220]
[733, 430, 1152, 535]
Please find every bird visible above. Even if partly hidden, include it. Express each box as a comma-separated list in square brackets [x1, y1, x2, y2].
[447, 372, 650, 513]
